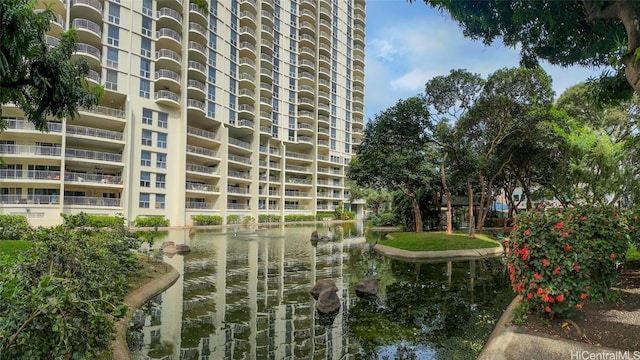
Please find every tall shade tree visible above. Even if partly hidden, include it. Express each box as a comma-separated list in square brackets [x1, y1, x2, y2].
[0, 0, 101, 131]
[425, 69, 484, 236]
[347, 97, 437, 232]
[462, 67, 554, 232]
[410, 0, 640, 99]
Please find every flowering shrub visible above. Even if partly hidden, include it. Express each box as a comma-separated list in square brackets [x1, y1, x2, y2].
[626, 209, 640, 250]
[505, 205, 629, 318]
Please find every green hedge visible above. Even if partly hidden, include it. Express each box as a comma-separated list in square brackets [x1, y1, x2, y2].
[133, 216, 170, 228]
[368, 212, 396, 227]
[192, 215, 223, 226]
[0, 215, 31, 240]
[258, 214, 281, 223]
[284, 214, 315, 222]
[315, 212, 336, 220]
[61, 213, 125, 228]
[227, 215, 241, 224]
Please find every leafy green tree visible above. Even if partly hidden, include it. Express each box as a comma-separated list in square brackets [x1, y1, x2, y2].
[410, 0, 639, 99]
[462, 67, 554, 231]
[348, 97, 437, 232]
[0, 0, 101, 131]
[425, 69, 484, 236]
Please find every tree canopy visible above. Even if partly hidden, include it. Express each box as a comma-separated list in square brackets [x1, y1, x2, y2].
[0, 0, 101, 131]
[412, 0, 640, 98]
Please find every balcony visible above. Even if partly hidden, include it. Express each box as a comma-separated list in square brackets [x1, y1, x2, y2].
[45, 35, 60, 48]
[157, 7, 183, 25]
[66, 124, 123, 141]
[188, 41, 207, 56]
[74, 43, 101, 65]
[1, 195, 60, 205]
[71, 18, 102, 40]
[65, 148, 122, 163]
[285, 151, 313, 161]
[64, 196, 122, 207]
[227, 203, 250, 210]
[187, 79, 206, 95]
[155, 69, 181, 86]
[71, 0, 102, 15]
[0, 169, 61, 181]
[189, 3, 207, 24]
[187, 126, 219, 141]
[187, 202, 216, 209]
[228, 186, 250, 195]
[186, 163, 218, 175]
[86, 69, 101, 85]
[186, 182, 218, 192]
[156, 28, 182, 50]
[228, 154, 251, 165]
[3, 119, 62, 133]
[187, 99, 206, 112]
[154, 90, 180, 107]
[65, 171, 122, 184]
[156, 48, 182, 66]
[187, 144, 217, 158]
[187, 60, 206, 76]
[228, 170, 251, 180]
[229, 137, 251, 150]
[0, 144, 61, 157]
[79, 105, 125, 119]
[189, 22, 207, 42]
[237, 119, 254, 129]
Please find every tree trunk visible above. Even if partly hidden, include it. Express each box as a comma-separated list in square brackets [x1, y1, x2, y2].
[410, 194, 423, 233]
[441, 155, 453, 234]
[477, 175, 486, 233]
[467, 178, 475, 237]
[434, 190, 442, 231]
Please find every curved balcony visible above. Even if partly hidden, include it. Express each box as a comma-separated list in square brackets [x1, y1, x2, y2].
[353, 75, 365, 85]
[238, 88, 255, 101]
[298, 97, 314, 111]
[318, 54, 330, 67]
[86, 69, 101, 85]
[238, 57, 256, 74]
[260, 10, 273, 24]
[74, 43, 101, 67]
[239, 26, 257, 41]
[354, 23, 365, 36]
[188, 60, 207, 81]
[319, 43, 331, 56]
[239, 41, 257, 57]
[238, 104, 255, 116]
[188, 40, 207, 58]
[318, 78, 330, 91]
[237, 119, 254, 130]
[318, 90, 330, 102]
[260, 53, 273, 68]
[317, 139, 330, 149]
[298, 110, 314, 121]
[300, 0, 316, 11]
[154, 90, 180, 107]
[260, 82, 272, 95]
[71, 18, 102, 45]
[355, 3, 365, 15]
[354, 44, 365, 55]
[299, 34, 315, 48]
[353, 106, 364, 115]
[319, 19, 331, 32]
[260, 68, 272, 84]
[239, 72, 256, 86]
[317, 126, 330, 138]
[260, 24, 273, 40]
[187, 99, 206, 114]
[260, 110, 272, 124]
[240, 0, 257, 11]
[318, 66, 330, 78]
[156, 28, 182, 53]
[71, 0, 102, 19]
[45, 12, 65, 35]
[239, 10, 257, 26]
[189, 3, 208, 25]
[157, 7, 183, 28]
[319, 6, 331, 20]
[300, 21, 315, 35]
[298, 84, 314, 97]
[354, 34, 365, 46]
[260, 97, 272, 110]
[188, 22, 208, 43]
[298, 122, 314, 135]
[298, 72, 315, 87]
[45, 35, 60, 48]
[155, 69, 181, 88]
[319, 30, 331, 46]
[353, 85, 365, 96]
[299, 47, 315, 62]
[318, 115, 330, 126]
[354, 13, 365, 25]
[156, 48, 182, 72]
[300, 8, 315, 22]
[187, 79, 206, 96]
[318, 103, 330, 115]
[260, 125, 271, 135]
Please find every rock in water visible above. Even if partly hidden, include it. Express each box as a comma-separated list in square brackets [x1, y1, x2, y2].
[310, 279, 340, 314]
[310, 279, 338, 300]
[175, 244, 191, 253]
[355, 279, 379, 298]
[310, 230, 319, 241]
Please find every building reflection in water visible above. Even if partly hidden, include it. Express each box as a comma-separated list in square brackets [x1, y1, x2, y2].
[130, 222, 366, 359]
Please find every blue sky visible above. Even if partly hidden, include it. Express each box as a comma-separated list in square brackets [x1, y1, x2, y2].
[363, 1, 606, 121]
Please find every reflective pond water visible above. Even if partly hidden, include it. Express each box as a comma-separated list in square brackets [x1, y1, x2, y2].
[128, 222, 512, 360]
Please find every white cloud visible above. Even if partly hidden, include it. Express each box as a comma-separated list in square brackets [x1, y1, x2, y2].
[390, 68, 438, 92]
[369, 38, 397, 62]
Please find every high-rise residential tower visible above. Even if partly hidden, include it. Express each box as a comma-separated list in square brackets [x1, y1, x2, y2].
[0, 0, 366, 226]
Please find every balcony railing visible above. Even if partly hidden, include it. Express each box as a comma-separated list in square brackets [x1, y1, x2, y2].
[0, 145, 61, 156]
[186, 163, 217, 174]
[156, 48, 182, 63]
[229, 137, 251, 149]
[187, 126, 219, 140]
[155, 69, 181, 82]
[227, 203, 249, 210]
[65, 148, 122, 163]
[186, 182, 218, 192]
[66, 124, 123, 141]
[3, 119, 62, 132]
[72, 18, 102, 37]
[186, 144, 217, 157]
[155, 90, 180, 102]
[186, 202, 215, 209]
[75, 43, 101, 59]
[79, 105, 125, 119]
[157, 7, 183, 23]
[286, 164, 310, 172]
[228, 186, 250, 194]
[71, 0, 103, 12]
[0, 170, 61, 180]
[284, 204, 309, 210]
[65, 171, 122, 184]
[156, 28, 182, 42]
[285, 151, 312, 160]
[64, 196, 121, 207]
[228, 170, 251, 179]
[1, 195, 60, 205]
[228, 154, 251, 164]
[285, 190, 310, 197]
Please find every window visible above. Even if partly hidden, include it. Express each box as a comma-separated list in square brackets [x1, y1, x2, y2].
[155, 173, 166, 188]
[108, 3, 120, 24]
[157, 112, 168, 128]
[157, 133, 167, 148]
[105, 69, 118, 91]
[140, 58, 151, 78]
[107, 25, 119, 46]
[142, 108, 153, 125]
[156, 153, 167, 168]
[142, 0, 152, 16]
[141, 151, 151, 166]
[141, 16, 152, 37]
[139, 79, 150, 98]
[142, 130, 152, 146]
[139, 193, 150, 208]
[106, 47, 118, 68]
[140, 172, 151, 187]
[141, 37, 151, 58]
[155, 194, 165, 209]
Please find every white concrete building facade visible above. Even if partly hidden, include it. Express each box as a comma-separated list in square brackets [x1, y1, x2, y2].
[0, 0, 366, 226]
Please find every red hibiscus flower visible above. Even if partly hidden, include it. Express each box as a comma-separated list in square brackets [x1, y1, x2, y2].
[564, 244, 572, 252]
[554, 267, 561, 275]
[527, 293, 533, 299]
[573, 264, 580, 271]
[556, 294, 564, 302]
[576, 304, 582, 310]
[554, 221, 564, 230]
[523, 229, 531, 236]
[513, 224, 518, 231]
[533, 273, 541, 281]
[610, 253, 616, 259]
[580, 293, 587, 300]
[542, 259, 549, 267]
[537, 288, 544, 295]
[545, 306, 551, 313]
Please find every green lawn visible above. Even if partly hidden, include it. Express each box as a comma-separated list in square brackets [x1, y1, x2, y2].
[378, 231, 501, 251]
[0, 240, 33, 258]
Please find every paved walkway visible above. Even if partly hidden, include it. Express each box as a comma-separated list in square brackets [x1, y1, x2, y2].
[478, 297, 632, 360]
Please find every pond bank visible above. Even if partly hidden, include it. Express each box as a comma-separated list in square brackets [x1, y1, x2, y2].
[112, 264, 180, 360]
[374, 243, 504, 262]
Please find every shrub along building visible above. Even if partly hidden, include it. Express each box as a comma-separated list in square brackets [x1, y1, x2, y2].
[0, 0, 366, 226]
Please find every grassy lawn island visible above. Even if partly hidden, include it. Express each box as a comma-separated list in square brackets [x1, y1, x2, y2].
[379, 232, 501, 252]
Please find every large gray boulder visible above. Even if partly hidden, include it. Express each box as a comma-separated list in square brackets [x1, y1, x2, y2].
[310, 230, 319, 241]
[355, 279, 379, 298]
[310, 279, 340, 314]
